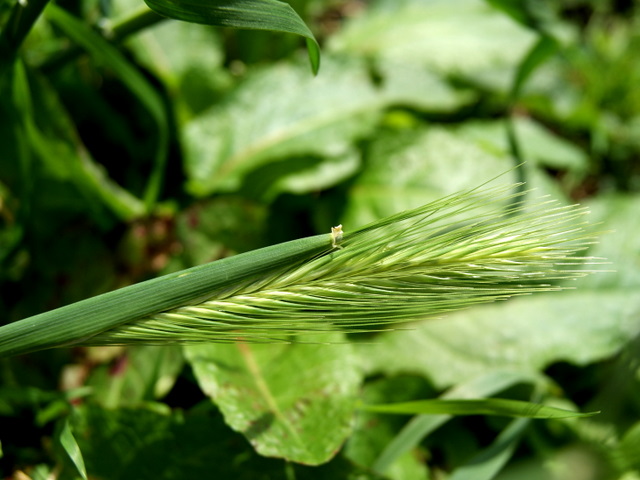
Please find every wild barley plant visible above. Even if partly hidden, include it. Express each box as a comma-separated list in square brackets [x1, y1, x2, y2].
[0, 182, 599, 357]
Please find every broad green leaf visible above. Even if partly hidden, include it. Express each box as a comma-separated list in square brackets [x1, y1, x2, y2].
[241, 148, 361, 202]
[341, 127, 515, 228]
[375, 59, 477, 113]
[141, 0, 320, 74]
[185, 333, 361, 465]
[45, 5, 169, 209]
[58, 418, 87, 480]
[328, 0, 537, 91]
[360, 399, 596, 419]
[578, 194, 640, 289]
[183, 57, 380, 197]
[357, 290, 640, 390]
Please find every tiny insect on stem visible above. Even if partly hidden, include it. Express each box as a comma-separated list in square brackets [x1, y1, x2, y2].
[331, 224, 344, 249]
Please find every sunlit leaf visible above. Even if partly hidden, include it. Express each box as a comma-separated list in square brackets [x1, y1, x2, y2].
[184, 58, 379, 197]
[185, 333, 361, 465]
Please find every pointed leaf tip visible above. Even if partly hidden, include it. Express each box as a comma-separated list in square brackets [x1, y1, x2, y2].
[142, 0, 321, 74]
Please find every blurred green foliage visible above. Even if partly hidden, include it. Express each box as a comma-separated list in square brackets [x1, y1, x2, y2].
[1, 0, 640, 479]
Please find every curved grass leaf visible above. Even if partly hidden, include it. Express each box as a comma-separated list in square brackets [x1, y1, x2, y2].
[360, 398, 598, 419]
[371, 371, 544, 474]
[58, 418, 88, 480]
[143, 0, 320, 74]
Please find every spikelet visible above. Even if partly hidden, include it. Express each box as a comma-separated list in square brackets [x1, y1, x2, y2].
[88, 183, 600, 345]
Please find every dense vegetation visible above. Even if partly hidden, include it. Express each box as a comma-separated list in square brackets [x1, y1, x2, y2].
[1, 0, 639, 479]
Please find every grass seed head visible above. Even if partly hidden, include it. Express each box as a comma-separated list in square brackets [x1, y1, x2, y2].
[88, 183, 602, 345]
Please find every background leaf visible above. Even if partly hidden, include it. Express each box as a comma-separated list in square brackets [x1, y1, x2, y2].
[185, 333, 361, 465]
[356, 289, 640, 390]
[328, 0, 537, 90]
[183, 57, 379, 197]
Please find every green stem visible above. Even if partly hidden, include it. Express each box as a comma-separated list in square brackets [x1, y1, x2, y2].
[39, 7, 165, 73]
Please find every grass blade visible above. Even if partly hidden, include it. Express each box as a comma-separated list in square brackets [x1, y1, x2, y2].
[0, 234, 332, 357]
[360, 398, 598, 419]
[58, 418, 88, 480]
[371, 371, 542, 474]
[143, 0, 320, 74]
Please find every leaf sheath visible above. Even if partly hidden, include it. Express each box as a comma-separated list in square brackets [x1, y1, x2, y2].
[0, 234, 331, 357]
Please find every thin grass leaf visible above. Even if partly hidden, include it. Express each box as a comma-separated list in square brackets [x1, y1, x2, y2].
[359, 398, 598, 419]
[142, 0, 320, 74]
[0, 182, 601, 357]
[371, 371, 544, 474]
[10, 57, 145, 221]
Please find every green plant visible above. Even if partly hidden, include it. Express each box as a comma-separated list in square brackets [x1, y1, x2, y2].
[1, 0, 639, 479]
